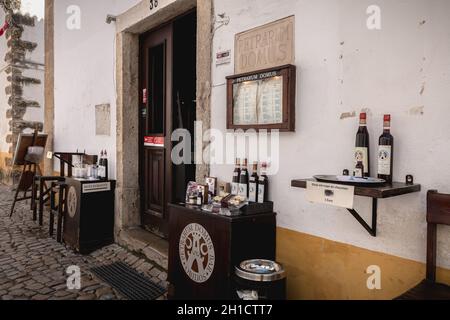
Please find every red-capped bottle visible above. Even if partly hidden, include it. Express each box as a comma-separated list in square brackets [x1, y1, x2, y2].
[355, 113, 370, 177]
[378, 115, 394, 184]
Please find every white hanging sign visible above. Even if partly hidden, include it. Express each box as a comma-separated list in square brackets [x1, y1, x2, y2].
[306, 181, 355, 209]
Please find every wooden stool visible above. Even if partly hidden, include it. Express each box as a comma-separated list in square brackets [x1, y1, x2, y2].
[396, 190, 450, 300]
[31, 176, 65, 225]
[49, 181, 68, 243]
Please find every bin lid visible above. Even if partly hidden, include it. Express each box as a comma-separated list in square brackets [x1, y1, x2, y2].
[235, 259, 286, 282]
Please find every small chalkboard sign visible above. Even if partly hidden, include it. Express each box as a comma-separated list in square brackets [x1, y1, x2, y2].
[226, 64, 296, 132]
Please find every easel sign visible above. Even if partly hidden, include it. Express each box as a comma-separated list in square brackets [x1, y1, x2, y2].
[13, 133, 48, 166]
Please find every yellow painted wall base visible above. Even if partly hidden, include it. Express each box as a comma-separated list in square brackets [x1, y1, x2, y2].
[276, 227, 450, 300]
[0, 152, 12, 184]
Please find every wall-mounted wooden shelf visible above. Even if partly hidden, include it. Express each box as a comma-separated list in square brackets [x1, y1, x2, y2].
[291, 178, 421, 237]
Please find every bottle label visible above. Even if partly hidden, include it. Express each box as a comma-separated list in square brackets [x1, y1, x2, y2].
[378, 145, 392, 175]
[231, 182, 239, 195]
[354, 147, 369, 174]
[354, 168, 363, 178]
[233, 172, 239, 177]
[239, 184, 248, 198]
[258, 184, 265, 203]
[249, 183, 257, 202]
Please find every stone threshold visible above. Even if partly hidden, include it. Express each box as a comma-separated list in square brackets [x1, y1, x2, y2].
[117, 228, 168, 271]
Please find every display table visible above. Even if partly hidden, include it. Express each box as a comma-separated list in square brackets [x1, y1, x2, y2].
[63, 178, 116, 254]
[168, 203, 276, 300]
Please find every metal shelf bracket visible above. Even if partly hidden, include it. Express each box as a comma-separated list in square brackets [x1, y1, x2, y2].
[347, 198, 378, 237]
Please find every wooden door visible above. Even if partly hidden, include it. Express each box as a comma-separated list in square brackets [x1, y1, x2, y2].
[139, 23, 173, 238]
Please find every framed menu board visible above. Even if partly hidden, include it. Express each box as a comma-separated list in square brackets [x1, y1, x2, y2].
[226, 64, 296, 132]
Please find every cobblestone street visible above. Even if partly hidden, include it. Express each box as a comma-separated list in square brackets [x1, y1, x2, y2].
[0, 186, 167, 300]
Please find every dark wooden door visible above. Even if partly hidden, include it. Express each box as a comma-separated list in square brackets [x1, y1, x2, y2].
[140, 23, 173, 238]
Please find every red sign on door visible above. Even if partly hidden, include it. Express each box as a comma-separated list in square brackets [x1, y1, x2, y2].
[144, 136, 164, 147]
[143, 88, 148, 104]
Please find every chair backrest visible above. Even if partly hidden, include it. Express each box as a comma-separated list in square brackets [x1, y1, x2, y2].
[426, 190, 450, 282]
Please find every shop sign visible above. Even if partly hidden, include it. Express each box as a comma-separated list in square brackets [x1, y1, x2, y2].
[235, 16, 295, 74]
[179, 223, 215, 283]
[216, 50, 231, 66]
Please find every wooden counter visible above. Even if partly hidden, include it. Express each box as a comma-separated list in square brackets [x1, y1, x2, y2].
[168, 203, 276, 300]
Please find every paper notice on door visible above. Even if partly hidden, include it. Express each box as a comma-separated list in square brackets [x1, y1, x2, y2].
[306, 181, 355, 209]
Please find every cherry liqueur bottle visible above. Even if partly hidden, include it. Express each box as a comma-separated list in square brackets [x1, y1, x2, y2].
[378, 115, 394, 184]
[239, 158, 249, 198]
[258, 162, 269, 204]
[231, 158, 241, 195]
[248, 162, 259, 203]
[355, 113, 370, 177]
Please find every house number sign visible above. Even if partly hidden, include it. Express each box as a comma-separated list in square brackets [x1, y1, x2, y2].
[149, 0, 159, 10]
[179, 223, 215, 283]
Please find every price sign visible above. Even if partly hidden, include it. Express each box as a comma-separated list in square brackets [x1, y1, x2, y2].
[306, 181, 355, 209]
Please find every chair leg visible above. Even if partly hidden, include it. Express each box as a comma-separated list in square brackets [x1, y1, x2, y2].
[56, 186, 65, 243]
[49, 187, 55, 237]
[39, 181, 44, 226]
[9, 187, 20, 218]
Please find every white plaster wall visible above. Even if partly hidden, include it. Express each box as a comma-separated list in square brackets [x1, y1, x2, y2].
[0, 10, 9, 153]
[54, 0, 140, 176]
[210, 0, 450, 269]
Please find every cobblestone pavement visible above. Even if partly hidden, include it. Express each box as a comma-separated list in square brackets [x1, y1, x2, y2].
[0, 185, 168, 300]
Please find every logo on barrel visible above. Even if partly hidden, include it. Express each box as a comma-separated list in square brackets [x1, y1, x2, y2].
[179, 223, 215, 283]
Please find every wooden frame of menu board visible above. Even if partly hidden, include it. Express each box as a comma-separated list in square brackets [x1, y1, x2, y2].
[226, 64, 296, 132]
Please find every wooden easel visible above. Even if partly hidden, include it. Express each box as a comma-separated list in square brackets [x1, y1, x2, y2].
[10, 130, 47, 217]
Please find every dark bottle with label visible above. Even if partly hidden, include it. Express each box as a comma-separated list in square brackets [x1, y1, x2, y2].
[248, 162, 259, 203]
[258, 162, 269, 204]
[231, 158, 241, 195]
[355, 112, 370, 177]
[104, 150, 109, 181]
[378, 115, 394, 184]
[354, 161, 364, 178]
[98, 150, 105, 179]
[239, 158, 249, 198]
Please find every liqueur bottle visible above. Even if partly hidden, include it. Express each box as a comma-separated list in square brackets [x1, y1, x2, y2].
[354, 161, 364, 178]
[231, 158, 241, 195]
[98, 150, 105, 179]
[239, 158, 249, 198]
[355, 112, 370, 177]
[248, 162, 259, 203]
[258, 163, 269, 204]
[378, 115, 394, 184]
[103, 150, 109, 181]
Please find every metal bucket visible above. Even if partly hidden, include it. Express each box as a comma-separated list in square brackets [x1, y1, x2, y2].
[234, 259, 287, 300]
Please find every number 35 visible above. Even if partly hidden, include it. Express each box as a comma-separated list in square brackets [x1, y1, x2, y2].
[150, 0, 159, 10]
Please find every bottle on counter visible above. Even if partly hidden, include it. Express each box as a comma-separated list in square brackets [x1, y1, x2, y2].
[196, 191, 203, 206]
[249, 162, 259, 203]
[231, 158, 241, 195]
[378, 115, 394, 184]
[258, 162, 269, 204]
[355, 112, 370, 177]
[103, 150, 109, 181]
[98, 150, 105, 179]
[239, 158, 249, 199]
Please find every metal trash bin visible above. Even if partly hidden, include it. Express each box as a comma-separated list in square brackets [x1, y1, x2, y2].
[234, 259, 287, 300]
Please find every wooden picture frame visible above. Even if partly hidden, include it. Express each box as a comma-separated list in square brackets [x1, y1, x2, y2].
[226, 64, 296, 132]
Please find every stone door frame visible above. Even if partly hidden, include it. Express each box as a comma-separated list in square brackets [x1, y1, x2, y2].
[115, 0, 212, 233]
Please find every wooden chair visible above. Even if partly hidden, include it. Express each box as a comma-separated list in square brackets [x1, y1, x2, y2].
[49, 181, 68, 243]
[396, 190, 450, 300]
